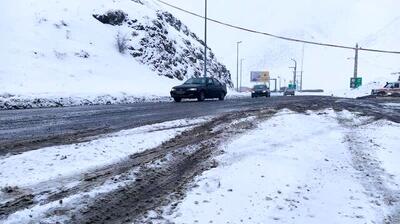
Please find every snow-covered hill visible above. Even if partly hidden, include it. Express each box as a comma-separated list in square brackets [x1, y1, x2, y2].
[0, 0, 231, 109]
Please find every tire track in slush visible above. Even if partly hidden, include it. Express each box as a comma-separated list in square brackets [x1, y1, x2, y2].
[336, 113, 400, 224]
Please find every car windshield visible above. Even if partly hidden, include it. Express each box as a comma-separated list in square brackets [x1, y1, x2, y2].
[254, 85, 267, 90]
[184, 78, 206, 85]
[384, 82, 395, 88]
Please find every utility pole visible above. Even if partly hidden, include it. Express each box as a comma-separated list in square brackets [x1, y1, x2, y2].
[353, 43, 359, 79]
[240, 58, 245, 91]
[203, 0, 208, 77]
[236, 41, 242, 92]
[290, 58, 297, 89]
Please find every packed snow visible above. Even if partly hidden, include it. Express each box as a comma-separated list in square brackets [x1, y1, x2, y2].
[158, 110, 400, 223]
[0, 118, 209, 189]
[3, 173, 137, 224]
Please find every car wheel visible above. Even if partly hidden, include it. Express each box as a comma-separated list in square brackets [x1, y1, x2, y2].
[173, 97, 181, 102]
[218, 92, 225, 101]
[377, 91, 387, 97]
[198, 91, 205, 102]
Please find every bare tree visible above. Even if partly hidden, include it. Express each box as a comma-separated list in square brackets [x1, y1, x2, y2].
[116, 32, 129, 54]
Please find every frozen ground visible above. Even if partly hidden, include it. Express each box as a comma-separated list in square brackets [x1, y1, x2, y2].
[158, 110, 400, 224]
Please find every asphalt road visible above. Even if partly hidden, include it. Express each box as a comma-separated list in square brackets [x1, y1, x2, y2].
[0, 96, 399, 156]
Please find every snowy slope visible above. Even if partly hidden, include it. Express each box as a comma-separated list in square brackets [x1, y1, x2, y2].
[0, 0, 231, 108]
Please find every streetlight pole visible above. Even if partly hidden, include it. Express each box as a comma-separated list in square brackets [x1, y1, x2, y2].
[236, 41, 242, 92]
[240, 58, 245, 91]
[278, 76, 281, 90]
[203, 0, 208, 78]
[290, 58, 297, 89]
[300, 44, 305, 91]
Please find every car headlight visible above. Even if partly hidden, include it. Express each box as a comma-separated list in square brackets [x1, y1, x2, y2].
[171, 88, 176, 92]
[188, 88, 197, 91]
[251, 91, 255, 93]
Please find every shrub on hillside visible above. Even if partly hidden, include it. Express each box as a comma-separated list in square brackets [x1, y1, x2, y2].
[116, 32, 129, 54]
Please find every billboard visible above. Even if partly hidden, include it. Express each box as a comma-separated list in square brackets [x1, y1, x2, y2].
[251, 71, 270, 82]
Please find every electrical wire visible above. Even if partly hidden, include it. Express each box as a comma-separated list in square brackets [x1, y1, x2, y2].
[155, 0, 400, 54]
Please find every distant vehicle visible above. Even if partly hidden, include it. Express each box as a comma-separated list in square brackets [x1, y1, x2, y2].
[251, 84, 270, 98]
[371, 81, 400, 97]
[170, 77, 227, 102]
[283, 88, 295, 96]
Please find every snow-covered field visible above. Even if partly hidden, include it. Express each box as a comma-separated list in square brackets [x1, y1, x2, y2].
[159, 110, 400, 223]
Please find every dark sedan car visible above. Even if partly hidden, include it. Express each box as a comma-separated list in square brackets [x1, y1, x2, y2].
[170, 77, 227, 102]
[251, 84, 271, 98]
[283, 88, 295, 96]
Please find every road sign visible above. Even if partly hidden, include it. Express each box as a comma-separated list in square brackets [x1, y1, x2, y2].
[251, 71, 270, 82]
[350, 77, 362, 89]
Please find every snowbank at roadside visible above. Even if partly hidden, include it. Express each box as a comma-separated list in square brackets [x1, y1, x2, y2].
[0, 87, 248, 110]
[329, 78, 388, 98]
[0, 92, 173, 110]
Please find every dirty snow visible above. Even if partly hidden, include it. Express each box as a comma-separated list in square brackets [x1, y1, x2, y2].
[160, 110, 400, 224]
[361, 119, 400, 186]
[382, 103, 400, 109]
[3, 169, 138, 224]
[0, 118, 209, 189]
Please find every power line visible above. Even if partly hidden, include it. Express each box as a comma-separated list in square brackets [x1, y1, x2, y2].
[155, 0, 400, 54]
